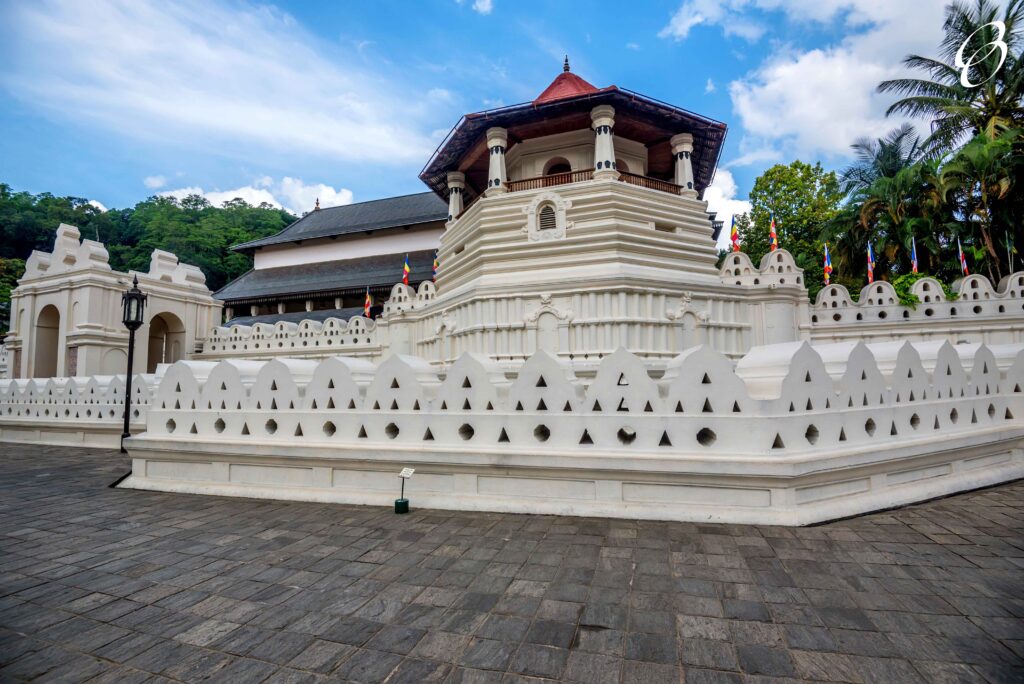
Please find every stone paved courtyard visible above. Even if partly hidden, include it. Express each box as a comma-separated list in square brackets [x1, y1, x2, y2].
[0, 444, 1021, 683]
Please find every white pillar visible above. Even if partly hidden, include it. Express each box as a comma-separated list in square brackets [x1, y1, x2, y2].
[250, 305, 258, 316]
[277, 302, 286, 314]
[485, 128, 507, 196]
[305, 300, 313, 312]
[447, 171, 466, 221]
[591, 105, 618, 179]
[334, 297, 343, 309]
[671, 133, 697, 198]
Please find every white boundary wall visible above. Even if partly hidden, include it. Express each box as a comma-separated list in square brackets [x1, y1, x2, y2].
[0, 373, 153, 448]
[120, 341, 1024, 525]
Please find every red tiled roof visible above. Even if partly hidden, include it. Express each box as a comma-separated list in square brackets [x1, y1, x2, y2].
[533, 70, 601, 104]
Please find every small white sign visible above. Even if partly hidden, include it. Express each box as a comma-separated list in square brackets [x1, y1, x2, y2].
[399, 468, 415, 479]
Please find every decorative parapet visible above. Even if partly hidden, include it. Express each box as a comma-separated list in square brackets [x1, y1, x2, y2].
[811, 272, 1024, 342]
[199, 281, 437, 360]
[0, 345, 8, 380]
[719, 249, 806, 289]
[382, 281, 436, 317]
[0, 373, 154, 447]
[124, 339, 1022, 520]
[22, 224, 111, 279]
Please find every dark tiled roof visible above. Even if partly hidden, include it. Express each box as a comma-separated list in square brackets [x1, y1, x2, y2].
[233, 192, 448, 253]
[224, 307, 366, 327]
[216, 250, 436, 303]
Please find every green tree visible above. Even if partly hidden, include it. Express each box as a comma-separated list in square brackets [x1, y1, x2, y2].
[940, 128, 1022, 278]
[735, 161, 844, 301]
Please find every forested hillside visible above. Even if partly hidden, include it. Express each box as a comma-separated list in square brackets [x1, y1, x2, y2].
[0, 184, 295, 333]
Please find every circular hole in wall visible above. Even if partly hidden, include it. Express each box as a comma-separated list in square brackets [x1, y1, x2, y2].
[214, 418, 225, 433]
[385, 422, 400, 439]
[910, 413, 920, 430]
[166, 419, 176, 433]
[988, 404, 996, 419]
[534, 425, 551, 442]
[696, 428, 716, 446]
[973, 305, 982, 314]
[265, 419, 278, 434]
[950, 408, 959, 424]
[617, 427, 637, 445]
[865, 418, 876, 436]
[925, 308, 934, 316]
[459, 423, 475, 440]
[323, 421, 336, 437]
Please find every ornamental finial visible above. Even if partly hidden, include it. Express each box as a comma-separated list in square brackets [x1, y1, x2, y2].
[563, 55, 570, 72]
[314, 197, 320, 211]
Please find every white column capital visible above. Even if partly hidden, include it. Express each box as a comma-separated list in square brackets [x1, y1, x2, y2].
[590, 105, 615, 129]
[446, 170, 466, 189]
[670, 132, 694, 153]
[485, 127, 508, 148]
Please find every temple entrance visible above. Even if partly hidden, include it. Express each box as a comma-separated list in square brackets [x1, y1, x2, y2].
[147, 312, 186, 373]
[33, 305, 60, 378]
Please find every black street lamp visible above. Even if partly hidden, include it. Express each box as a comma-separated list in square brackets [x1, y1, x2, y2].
[121, 275, 147, 453]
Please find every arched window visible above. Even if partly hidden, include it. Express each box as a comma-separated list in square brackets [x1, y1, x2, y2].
[543, 157, 571, 175]
[615, 158, 630, 173]
[539, 205, 556, 231]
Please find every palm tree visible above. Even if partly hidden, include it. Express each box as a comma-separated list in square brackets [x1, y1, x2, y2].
[841, 124, 925, 196]
[940, 128, 1021, 277]
[879, 0, 1024, 154]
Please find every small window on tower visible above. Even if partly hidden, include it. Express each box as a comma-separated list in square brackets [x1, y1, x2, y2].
[539, 205, 556, 231]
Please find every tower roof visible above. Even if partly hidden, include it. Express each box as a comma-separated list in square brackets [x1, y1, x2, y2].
[534, 57, 601, 104]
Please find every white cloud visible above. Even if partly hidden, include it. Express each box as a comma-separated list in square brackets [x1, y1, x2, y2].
[626, 42, 641, 51]
[705, 78, 716, 93]
[659, 1, 947, 163]
[88, 199, 107, 212]
[472, 0, 494, 15]
[160, 177, 353, 215]
[143, 175, 167, 189]
[659, 0, 765, 41]
[704, 170, 752, 250]
[726, 1, 946, 161]
[1, 0, 440, 165]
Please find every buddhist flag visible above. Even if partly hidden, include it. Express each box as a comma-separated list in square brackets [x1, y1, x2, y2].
[910, 236, 919, 274]
[402, 254, 410, 285]
[958, 237, 969, 276]
[730, 215, 740, 252]
[823, 243, 833, 286]
[768, 212, 778, 251]
[867, 242, 876, 284]
[364, 288, 372, 318]
[432, 251, 439, 281]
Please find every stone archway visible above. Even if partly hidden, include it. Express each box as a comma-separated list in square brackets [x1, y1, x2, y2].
[147, 312, 186, 373]
[33, 305, 60, 378]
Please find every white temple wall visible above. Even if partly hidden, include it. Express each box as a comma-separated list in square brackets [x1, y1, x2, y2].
[117, 341, 1024, 525]
[253, 226, 444, 270]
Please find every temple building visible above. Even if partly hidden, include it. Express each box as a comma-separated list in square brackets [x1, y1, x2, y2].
[214, 59, 725, 328]
[217, 192, 447, 324]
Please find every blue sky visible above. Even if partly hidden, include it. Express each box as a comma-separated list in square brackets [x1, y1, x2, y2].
[0, 0, 949, 244]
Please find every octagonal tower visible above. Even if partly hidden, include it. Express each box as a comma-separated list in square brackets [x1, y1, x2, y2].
[396, 61, 810, 366]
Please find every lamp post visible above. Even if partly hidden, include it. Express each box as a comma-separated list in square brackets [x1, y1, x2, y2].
[120, 275, 147, 453]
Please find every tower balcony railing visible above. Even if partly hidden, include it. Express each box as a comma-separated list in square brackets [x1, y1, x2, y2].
[504, 169, 684, 195]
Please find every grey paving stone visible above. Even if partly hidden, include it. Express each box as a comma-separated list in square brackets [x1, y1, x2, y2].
[1, 444, 1023, 684]
[624, 632, 677, 664]
[460, 637, 516, 670]
[562, 650, 620, 684]
[735, 643, 798, 678]
[509, 643, 568, 678]
[620, 659, 681, 684]
[365, 623, 426, 654]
